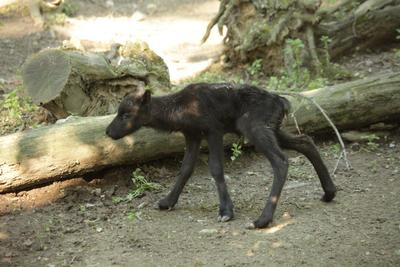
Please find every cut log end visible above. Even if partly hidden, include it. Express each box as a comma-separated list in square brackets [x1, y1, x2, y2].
[22, 49, 71, 105]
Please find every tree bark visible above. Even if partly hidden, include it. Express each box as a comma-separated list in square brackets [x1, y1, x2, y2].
[1, 72, 400, 193]
[22, 43, 170, 119]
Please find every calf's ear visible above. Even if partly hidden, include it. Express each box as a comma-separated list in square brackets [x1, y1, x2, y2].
[141, 90, 152, 105]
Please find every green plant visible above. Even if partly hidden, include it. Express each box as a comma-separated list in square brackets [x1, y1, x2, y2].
[1, 88, 37, 122]
[46, 13, 67, 25]
[281, 38, 312, 90]
[308, 77, 328, 90]
[79, 205, 86, 213]
[112, 196, 125, 204]
[127, 211, 140, 222]
[396, 49, 400, 59]
[185, 71, 226, 84]
[127, 168, 162, 200]
[362, 134, 380, 151]
[3, 90, 22, 119]
[319, 35, 348, 79]
[1, 87, 38, 133]
[248, 59, 263, 76]
[111, 169, 161, 205]
[61, 0, 79, 17]
[320, 35, 332, 67]
[230, 142, 243, 161]
[330, 143, 341, 155]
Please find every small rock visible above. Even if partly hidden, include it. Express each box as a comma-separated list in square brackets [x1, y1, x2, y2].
[350, 142, 361, 151]
[96, 227, 103, 233]
[23, 239, 33, 247]
[282, 212, 292, 219]
[63, 227, 77, 234]
[104, 185, 116, 197]
[365, 59, 373, 67]
[199, 228, 218, 235]
[137, 202, 148, 209]
[92, 188, 102, 196]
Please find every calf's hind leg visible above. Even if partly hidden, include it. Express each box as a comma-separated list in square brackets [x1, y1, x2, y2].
[276, 130, 337, 202]
[238, 121, 289, 229]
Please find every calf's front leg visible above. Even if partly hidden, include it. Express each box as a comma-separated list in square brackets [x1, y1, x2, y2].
[158, 135, 201, 210]
[207, 133, 234, 222]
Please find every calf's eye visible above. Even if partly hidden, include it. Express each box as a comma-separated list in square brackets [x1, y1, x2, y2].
[122, 113, 130, 120]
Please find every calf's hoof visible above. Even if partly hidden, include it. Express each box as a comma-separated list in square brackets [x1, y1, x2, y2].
[218, 215, 233, 222]
[156, 198, 174, 210]
[218, 206, 234, 222]
[245, 216, 273, 229]
[321, 190, 336, 202]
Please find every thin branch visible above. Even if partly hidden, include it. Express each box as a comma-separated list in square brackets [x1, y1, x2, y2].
[278, 92, 352, 171]
[332, 150, 344, 175]
[290, 112, 302, 135]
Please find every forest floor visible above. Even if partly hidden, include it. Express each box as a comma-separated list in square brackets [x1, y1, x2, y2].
[1, 0, 400, 266]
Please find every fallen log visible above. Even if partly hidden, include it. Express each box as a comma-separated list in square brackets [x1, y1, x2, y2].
[1, 72, 400, 193]
[317, 0, 400, 59]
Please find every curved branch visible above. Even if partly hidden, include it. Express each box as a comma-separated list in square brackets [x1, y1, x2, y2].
[278, 92, 352, 172]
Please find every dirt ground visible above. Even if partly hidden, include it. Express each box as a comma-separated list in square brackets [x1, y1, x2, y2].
[1, 0, 400, 266]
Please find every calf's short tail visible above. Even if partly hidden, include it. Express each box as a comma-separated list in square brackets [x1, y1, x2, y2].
[278, 96, 291, 116]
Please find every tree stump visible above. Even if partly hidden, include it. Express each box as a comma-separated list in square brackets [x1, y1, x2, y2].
[203, 0, 400, 72]
[22, 41, 170, 119]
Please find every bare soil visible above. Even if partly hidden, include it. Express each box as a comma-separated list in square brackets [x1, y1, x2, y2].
[1, 1, 400, 266]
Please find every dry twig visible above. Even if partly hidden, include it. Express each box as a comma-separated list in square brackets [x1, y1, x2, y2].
[278, 92, 352, 173]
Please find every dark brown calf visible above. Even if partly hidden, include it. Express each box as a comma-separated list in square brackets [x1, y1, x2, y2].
[106, 83, 337, 229]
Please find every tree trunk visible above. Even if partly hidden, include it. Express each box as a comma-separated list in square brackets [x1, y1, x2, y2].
[22, 42, 170, 119]
[1, 72, 400, 193]
[203, 0, 400, 72]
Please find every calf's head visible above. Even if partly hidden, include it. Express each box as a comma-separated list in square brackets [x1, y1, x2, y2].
[106, 91, 151, 140]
